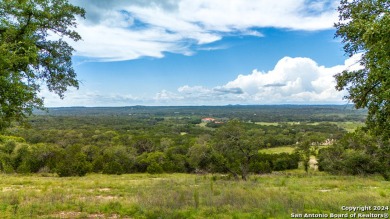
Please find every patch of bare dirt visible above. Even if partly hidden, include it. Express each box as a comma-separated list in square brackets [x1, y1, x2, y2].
[52, 212, 128, 218]
[95, 195, 117, 201]
[98, 188, 111, 192]
[309, 156, 318, 170]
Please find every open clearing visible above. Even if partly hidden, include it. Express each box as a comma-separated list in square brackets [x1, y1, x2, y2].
[258, 146, 295, 154]
[255, 121, 365, 133]
[0, 171, 388, 218]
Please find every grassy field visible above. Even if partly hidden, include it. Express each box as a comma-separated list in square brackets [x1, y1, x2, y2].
[0, 171, 389, 218]
[330, 121, 365, 133]
[254, 121, 365, 133]
[258, 146, 295, 154]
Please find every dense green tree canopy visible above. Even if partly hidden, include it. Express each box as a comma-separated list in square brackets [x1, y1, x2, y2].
[0, 0, 84, 130]
[212, 120, 262, 180]
[334, 0, 390, 139]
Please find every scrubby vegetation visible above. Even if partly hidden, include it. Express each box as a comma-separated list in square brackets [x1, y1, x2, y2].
[2, 105, 387, 181]
[1, 106, 353, 177]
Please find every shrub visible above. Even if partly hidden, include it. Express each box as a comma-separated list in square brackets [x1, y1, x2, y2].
[273, 158, 289, 171]
[147, 162, 163, 174]
[73, 153, 92, 176]
[103, 161, 124, 175]
[317, 130, 389, 180]
[250, 161, 272, 174]
[56, 152, 91, 177]
[0, 152, 14, 173]
[342, 149, 380, 175]
[92, 156, 104, 173]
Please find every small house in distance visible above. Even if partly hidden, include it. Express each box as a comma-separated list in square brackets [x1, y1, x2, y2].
[201, 117, 216, 123]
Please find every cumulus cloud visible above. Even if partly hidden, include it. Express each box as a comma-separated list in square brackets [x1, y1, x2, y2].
[41, 55, 362, 106]
[213, 87, 244, 95]
[221, 56, 356, 103]
[152, 54, 363, 105]
[154, 90, 184, 102]
[69, 0, 339, 61]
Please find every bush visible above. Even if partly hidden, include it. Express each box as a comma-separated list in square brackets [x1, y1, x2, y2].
[273, 158, 289, 171]
[250, 161, 272, 174]
[56, 151, 91, 177]
[250, 152, 299, 173]
[317, 147, 343, 173]
[342, 149, 380, 175]
[1, 140, 16, 154]
[102, 161, 124, 175]
[0, 152, 14, 173]
[73, 153, 92, 176]
[92, 156, 104, 173]
[147, 162, 163, 174]
[317, 130, 389, 180]
[56, 162, 73, 177]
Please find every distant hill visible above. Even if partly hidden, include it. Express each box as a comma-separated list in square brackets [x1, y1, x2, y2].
[33, 105, 367, 123]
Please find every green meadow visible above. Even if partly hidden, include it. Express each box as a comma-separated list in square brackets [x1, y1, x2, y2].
[259, 146, 295, 154]
[1, 170, 389, 218]
[255, 121, 365, 133]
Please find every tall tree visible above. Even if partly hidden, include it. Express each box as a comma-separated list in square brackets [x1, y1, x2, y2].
[212, 120, 260, 180]
[334, 0, 390, 139]
[0, 0, 85, 130]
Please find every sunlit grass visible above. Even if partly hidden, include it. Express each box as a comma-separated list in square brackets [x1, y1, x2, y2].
[255, 122, 279, 126]
[329, 121, 365, 132]
[0, 171, 388, 218]
[254, 121, 365, 133]
[259, 146, 295, 154]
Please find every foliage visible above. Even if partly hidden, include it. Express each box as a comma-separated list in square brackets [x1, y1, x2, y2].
[56, 145, 91, 177]
[212, 120, 261, 180]
[187, 136, 212, 172]
[0, 0, 85, 130]
[102, 161, 124, 175]
[334, 0, 390, 139]
[147, 162, 163, 174]
[322, 0, 390, 181]
[250, 152, 299, 173]
[318, 129, 390, 180]
[294, 141, 313, 173]
[249, 160, 272, 174]
[0, 106, 355, 176]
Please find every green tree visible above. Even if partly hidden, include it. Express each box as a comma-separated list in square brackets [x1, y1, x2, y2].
[318, 129, 389, 180]
[187, 142, 212, 172]
[56, 145, 91, 177]
[294, 141, 312, 173]
[0, 0, 85, 130]
[334, 0, 390, 139]
[212, 120, 259, 180]
[332, 0, 390, 180]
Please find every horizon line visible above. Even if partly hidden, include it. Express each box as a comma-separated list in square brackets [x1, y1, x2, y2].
[41, 103, 356, 108]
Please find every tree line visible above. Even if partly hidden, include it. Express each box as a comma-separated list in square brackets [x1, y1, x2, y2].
[0, 115, 344, 179]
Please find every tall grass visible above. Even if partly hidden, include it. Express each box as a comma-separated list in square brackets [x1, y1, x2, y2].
[0, 171, 388, 218]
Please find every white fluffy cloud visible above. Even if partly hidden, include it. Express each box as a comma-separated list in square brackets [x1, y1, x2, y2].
[70, 0, 339, 61]
[42, 55, 362, 106]
[153, 54, 362, 105]
[225, 57, 337, 102]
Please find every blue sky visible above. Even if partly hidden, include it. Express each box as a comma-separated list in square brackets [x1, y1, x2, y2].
[42, 0, 361, 106]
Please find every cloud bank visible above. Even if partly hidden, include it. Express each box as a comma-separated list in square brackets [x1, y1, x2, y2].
[70, 0, 339, 61]
[42, 55, 362, 106]
[152, 55, 362, 105]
